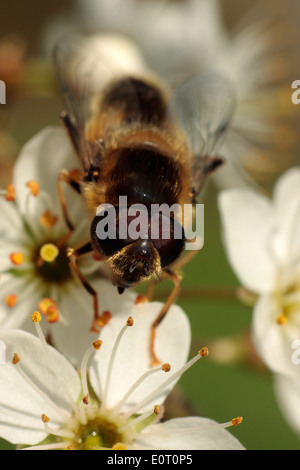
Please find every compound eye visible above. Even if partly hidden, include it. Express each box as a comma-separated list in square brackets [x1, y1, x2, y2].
[150, 213, 185, 268]
[91, 205, 148, 257]
[90, 207, 131, 257]
[90, 216, 123, 257]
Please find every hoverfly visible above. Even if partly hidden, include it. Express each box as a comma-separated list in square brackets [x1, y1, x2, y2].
[53, 35, 235, 365]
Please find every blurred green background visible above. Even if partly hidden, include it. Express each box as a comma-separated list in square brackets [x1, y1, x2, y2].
[0, 0, 300, 451]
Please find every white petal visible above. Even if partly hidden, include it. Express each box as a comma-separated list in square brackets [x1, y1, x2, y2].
[135, 417, 245, 450]
[0, 329, 81, 445]
[274, 374, 300, 436]
[273, 167, 300, 217]
[252, 294, 300, 377]
[0, 198, 32, 272]
[89, 302, 191, 413]
[272, 167, 300, 264]
[218, 189, 276, 293]
[0, 197, 24, 238]
[0, 274, 44, 328]
[49, 278, 137, 366]
[13, 127, 88, 232]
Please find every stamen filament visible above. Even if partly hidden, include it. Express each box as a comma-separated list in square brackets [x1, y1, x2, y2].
[140, 417, 243, 439]
[80, 340, 102, 407]
[80, 345, 95, 404]
[31, 312, 48, 349]
[101, 320, 133, 410]
[43, 420, 74, 439]
[79, 401, 88, 425]
[23, 192, 43, 241]
[113, 365, 166, 415]
[123, 350, 206, 420]
[119, 405, 161, 432]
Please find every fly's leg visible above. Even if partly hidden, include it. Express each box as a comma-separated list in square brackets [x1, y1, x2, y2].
[57, 165, 104, 333]
[147, 278, 157, 301]
[67, 242, 105, 333]
[172, 249, 199, 272]
[150, 269, 182, 367]
[149, 250, 199, 367]
[57, 168, 81, 234]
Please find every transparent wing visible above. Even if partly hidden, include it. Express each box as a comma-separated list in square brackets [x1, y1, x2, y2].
[169, 73, 236, 197]
[53, 34, 146, 170]
[53, 35, 108, 169]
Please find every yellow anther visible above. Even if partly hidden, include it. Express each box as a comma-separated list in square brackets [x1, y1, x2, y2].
[82, 394, 89, 405]
[39, 243, 59, 263]
[161, 363, 171, 372]
[12, 353, 20, 364]
[97, 310, 112, 327]
[154, 405, 160, 415]
[41, 414, 50, 423]
[45, 306, 60, 324]
[135, 294, 149, 304]
[5, 184, 16, 201]
[199, 347, 209, 358]
[276, 314, 287, 326]
[31, 311, 42, 323]
[38, 298, 57, 316]
[126, 316, 134, 327]
[5, 294, 18, 308]
[39, 210, 58, 228]
[26, 180, 40, 197]
[112, 443, 128, 450]
[67, 248, 74, 257]
[9, 252, 24, 266]
[126, 317, 134, 326]
[231, 417, 243, 427]
[93, 340, 103, 350]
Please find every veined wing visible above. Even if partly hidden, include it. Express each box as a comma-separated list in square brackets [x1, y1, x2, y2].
[169, 72, 236, 198]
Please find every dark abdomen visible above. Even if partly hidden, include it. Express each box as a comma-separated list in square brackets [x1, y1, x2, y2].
[100, 77, 167, 125]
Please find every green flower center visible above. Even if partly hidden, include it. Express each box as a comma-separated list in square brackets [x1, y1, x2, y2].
[275, 277, 300, 325]
[283, 281, 300, 316]
[71, 416, 126, 450]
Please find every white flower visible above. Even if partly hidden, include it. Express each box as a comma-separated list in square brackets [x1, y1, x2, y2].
[0, 126, 136, 356]
[274, 374, 300, 436]
[0, 305, 245, 450]
[218, 167, 300, 379]
[73, 0, 226, 81]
